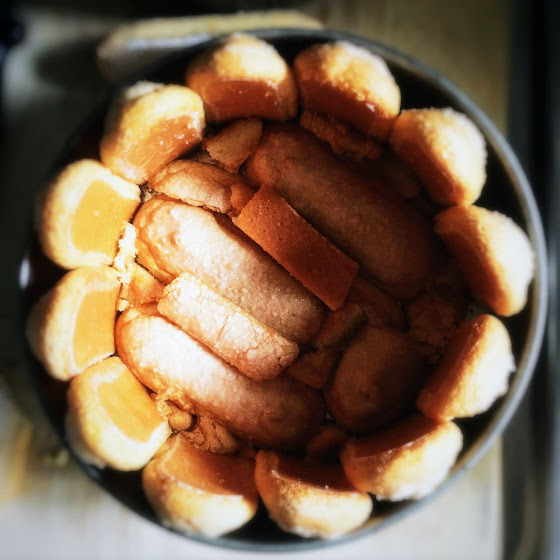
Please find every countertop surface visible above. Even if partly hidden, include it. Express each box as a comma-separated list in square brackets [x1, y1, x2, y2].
[0, 1, 511, 558]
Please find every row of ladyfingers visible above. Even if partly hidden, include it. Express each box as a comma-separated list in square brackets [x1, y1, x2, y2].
[27, 34, 534, 539]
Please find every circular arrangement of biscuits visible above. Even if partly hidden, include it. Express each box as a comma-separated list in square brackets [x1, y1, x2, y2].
[27, 33, 535, 540]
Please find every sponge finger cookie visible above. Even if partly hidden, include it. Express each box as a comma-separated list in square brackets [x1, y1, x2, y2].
[255, 450, 372, 539]
[417, 314, 514, 421]
[100, 82, 205, 184]
[293, 41, 400, 141]
[142, 434, 258, 537]
[435, 205, 534, 316]
[340, 414, 463, 500]
[27, 266, 120, 380]
[157, 271, 299, 380]
[390, 108, 487, 206]
[186, 34, 297, 123]
[66, 356, 170, 470]
[39, 159, 140, 269]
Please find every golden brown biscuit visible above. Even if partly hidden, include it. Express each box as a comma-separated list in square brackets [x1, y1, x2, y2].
[346, 275, 406, 329]
[66, 356, 170, 470]
[202, 117, 262, 172]
[26, 266, 120, 380]
[115, 305, 325, 450]
[305, 425, 348, 463]
[435, 205, 534, 316]
[186, 34, 297, 122]
[390, 108, 487, 206]
[324, 326, 428, 433]
[245, 125, 444, 299]
[255, 450, 372, 539]
[119, 262, 164, 310]
[133, 196, 325, 343]
[148, 159, 254, 216]
[183, 415, 239, 455]
[158, 271, 299, 380]
[293, 41, 400, 140]
[285, 347, 338, 390]
[340, 414, 463, 500]
[299, 109, 383, 161]
[100, 82, 205, 184]
[39, 159, 140, 269]
[312, 303, 367, 349]
[407, 288, 468, 364]
[417, 314, 514, 421]
[142, 434, 258, 537]
[234, 186, 359, 310]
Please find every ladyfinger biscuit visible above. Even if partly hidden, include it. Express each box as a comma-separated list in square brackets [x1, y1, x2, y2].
[390, 108, 487, 206]
[158, 272, 299, 380]
[234, 187, 359, 310]
[186, 34, 297, 123]
[299, 109, 383, 161]
[100, 82, 205, 184]
[202, 117, 262, 172]
[293, 41, 400, 140]
[142, 434, 258, 537]
[255, 450, 372, 539]
[341, 414, 463, 500]
[133, 196, 325, 343]
[417, 315, 515, 421]
[148, 159, 254, 216]
[116, 305, 325, 450]
[246, 125, 444, 299]
[39, 159, 140, 269]
[26, 266, 120, 380]
[324, 326, 428, 433]
[435, 205, 534, 316]
[346, 275, 406, 329]
[66, 357, 170, 470]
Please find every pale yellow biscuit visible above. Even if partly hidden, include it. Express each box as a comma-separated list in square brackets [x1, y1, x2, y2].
[39, 159, 140, 269]
[66, 356, 170, 470]
[27, 266, 120, 380]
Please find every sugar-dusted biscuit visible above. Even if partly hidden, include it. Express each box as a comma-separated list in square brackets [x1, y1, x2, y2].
[142, 434, 258, 537]
[158, 271, 299, 380]
[245, 125, 444, 299]
[299, 109, 383, 161]
[133, 196, 325, 343]
[324, 326, 428, 433]
[39, 159, 140, 269]
[202, 117, 262, 172]
[26, 266, 120, 380]
[417, 314, 514, 421]
[186, 34, 297, 122]
[255, 450, 372, 539]
[66, 356, 170, 470]
[340, 414, 463, 500]
[293, 41, 400, 140]
[100, 82, 205, 184]
[116, 305, 325, 450]
[148, 159, 254, 216]
[390, 108, 487, 206]
[435, 205, 534, 316]
[234, 187, 359, 310]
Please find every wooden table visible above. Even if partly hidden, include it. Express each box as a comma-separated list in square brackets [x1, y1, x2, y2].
[0, 1, 510, 558]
